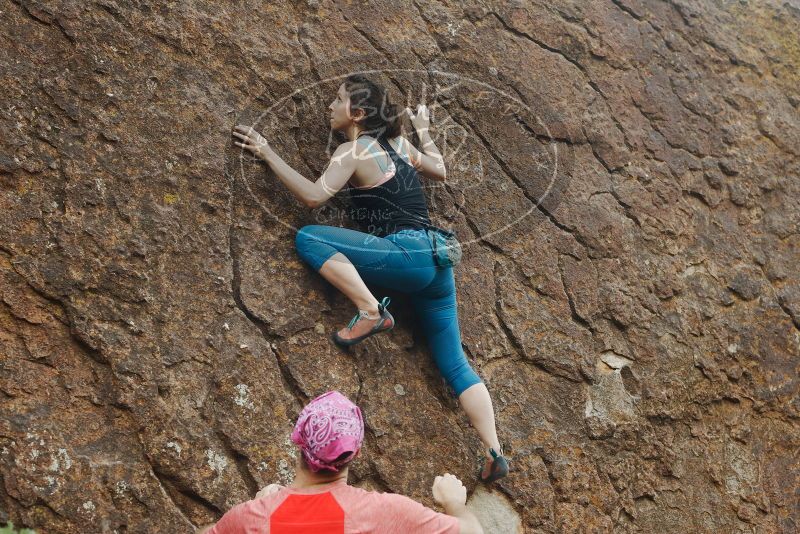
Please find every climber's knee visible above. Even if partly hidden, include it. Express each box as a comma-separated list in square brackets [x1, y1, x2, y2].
[294, 226, 314, 263]
[295, 225, 317, 251]
[295, 225, 337, 271]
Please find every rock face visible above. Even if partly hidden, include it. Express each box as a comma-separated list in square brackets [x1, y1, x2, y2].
[1, 0, 798, 532]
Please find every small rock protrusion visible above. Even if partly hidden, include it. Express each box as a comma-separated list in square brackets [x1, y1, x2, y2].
[703, 168, 724, 189]
[718, 158, 740, 176]
[719, 289, 736, 306]
[727, 268, 763, 301]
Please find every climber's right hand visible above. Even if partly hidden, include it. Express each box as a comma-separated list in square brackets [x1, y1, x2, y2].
[432, 473, 467, 511]
[406, 104, 431, 133]
[233, 124, 275, 161]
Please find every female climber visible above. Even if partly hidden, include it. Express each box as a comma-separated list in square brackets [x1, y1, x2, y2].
[231, 74, 508, 483]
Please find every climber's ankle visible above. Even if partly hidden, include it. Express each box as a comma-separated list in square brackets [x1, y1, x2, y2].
[356, 299, 380, 318]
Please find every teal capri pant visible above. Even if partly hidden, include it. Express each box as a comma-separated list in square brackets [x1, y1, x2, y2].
[295, 225, 482, 396]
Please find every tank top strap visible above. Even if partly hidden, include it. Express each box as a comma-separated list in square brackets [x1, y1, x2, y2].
[378, 137, 416, 173]
[357, 134, 412, 170]
[375, 136, 399, 159]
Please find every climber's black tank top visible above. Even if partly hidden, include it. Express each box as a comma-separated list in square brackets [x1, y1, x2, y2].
[348, 134, 431, 237]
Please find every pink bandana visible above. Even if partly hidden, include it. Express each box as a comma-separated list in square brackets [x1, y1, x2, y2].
[291, 391, 364, 473]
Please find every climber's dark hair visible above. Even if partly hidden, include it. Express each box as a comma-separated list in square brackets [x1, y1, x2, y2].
[343, 74, 403, 140]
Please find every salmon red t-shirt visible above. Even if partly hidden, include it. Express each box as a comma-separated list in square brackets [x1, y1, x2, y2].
[208, 479, 459, 534]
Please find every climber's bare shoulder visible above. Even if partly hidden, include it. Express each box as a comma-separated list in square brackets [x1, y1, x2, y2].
[329, 135, 445, 187]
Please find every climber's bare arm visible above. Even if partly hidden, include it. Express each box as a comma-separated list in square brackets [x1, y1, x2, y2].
[401, 134, 447, 182]
[404, 105, 447, 182]
[233, 125, 356, 208]
[307, 142, 359, 208]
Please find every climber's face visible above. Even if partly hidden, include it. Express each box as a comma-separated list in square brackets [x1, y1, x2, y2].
[328, 84, 348, 131]
[328, 83, 362, 132]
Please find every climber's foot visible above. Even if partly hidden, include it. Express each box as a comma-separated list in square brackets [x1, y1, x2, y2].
[479, 448, 509, 483]
[332, 297, 394, 347]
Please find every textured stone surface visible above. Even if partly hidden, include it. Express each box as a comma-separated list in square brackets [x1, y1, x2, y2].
[468, 486, 524, 534]
[1, 0, 799, 532]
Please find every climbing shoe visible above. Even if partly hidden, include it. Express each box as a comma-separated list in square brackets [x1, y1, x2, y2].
[332, 297, 394, 348]
[479, 447, 509, 484]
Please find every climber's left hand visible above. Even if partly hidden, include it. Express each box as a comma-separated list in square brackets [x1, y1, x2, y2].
[233, 125, 276, 160]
